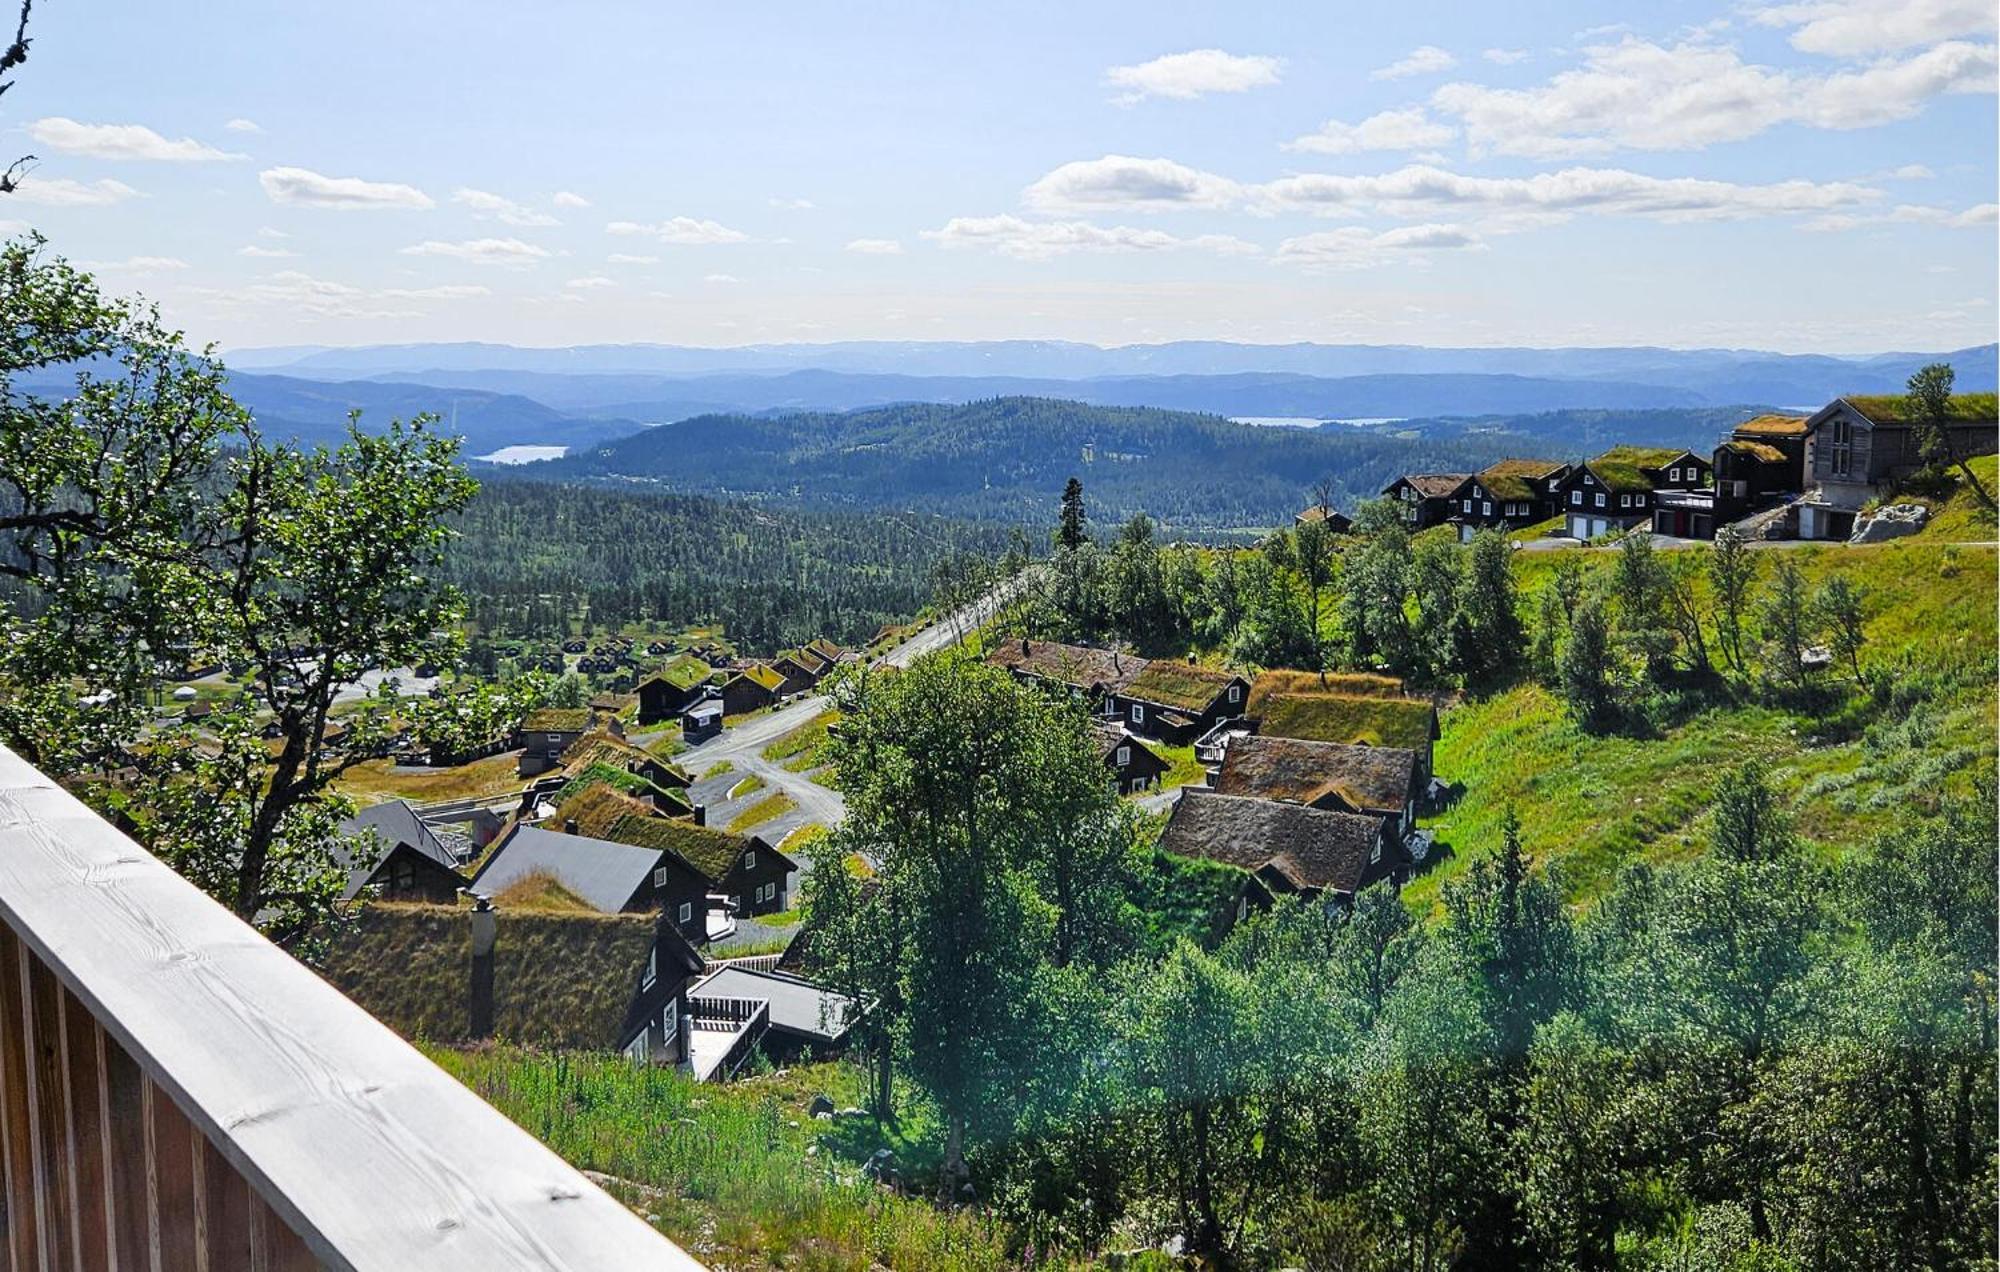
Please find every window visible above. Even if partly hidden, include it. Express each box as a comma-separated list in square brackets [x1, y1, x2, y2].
[661, 1001, 678, 1047]
[1570, 491, 1581, 506]
[1115, 745, 1130, 767]
[654, 867, 671, 887]
[1668, 466, 1680, 482]
[742, 849, 755, 871]
[1481, 501, 1491, 515]
[1549, 478, 1561, 491]
[1829, 415, 1853, 477]
[643, 946, 657, 989]
[1131, 704, 1144, 724]
[1620, 494, 1631, 508]
[1462, 498, 1473, 513]
[1401, 486, 1415, 501]
[1594, 493, 1605, 508]
[545, 733, 562, 746]
[1227, 684, 1241, 703]
[677, 902, 692, 925]
[1370, 838, 1383, 864]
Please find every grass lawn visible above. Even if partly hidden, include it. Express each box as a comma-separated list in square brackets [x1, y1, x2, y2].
[727, 791, 797, 834]
[1409, 537, 1996, 910]
[336, 749, 525, 807]
[761, 709, 840, 774]
[1151, 743, 1208, 792]
[644, 729, 687, 760]
[426, 1048, 1017, 1271]
[728, 774, 767, 800]
[1892, 453, 1998, 542]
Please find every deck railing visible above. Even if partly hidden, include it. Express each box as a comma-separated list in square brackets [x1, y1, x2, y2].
[0, 744, 705, 1271]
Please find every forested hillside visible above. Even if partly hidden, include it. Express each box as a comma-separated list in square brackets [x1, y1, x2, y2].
[442, 476, 1021, 650]
[547, 397, 1741, 528]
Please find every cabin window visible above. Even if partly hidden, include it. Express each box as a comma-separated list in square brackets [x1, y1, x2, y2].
[1462, 498, 1473, 513]
[653, 867, 671, 887]
[1620, 494, 1631, 508]
[1131, 704, 1144, 724]
[1570, 491, 1581, 506]
[661, 1001, 678, 1047]
[643, 946, 657, 989]
[1116, 745, 1131, 767]
[1668, 466, 1680, 482]
[1594, 493, 1605, 508]
[1228, 684, 1241, 703]
[1549, 478, 1560, 491]
[1481, 501, 1491, 515]
[1401, 486, 1415, 501]
[742, 849, 755, 871]
[545, 733, 562, 746]
[677, 901, 692, 924]
[1235, 894, 1248, 922]
[1370, 838, 1383, 864]
[1829, 416, 1853, 477]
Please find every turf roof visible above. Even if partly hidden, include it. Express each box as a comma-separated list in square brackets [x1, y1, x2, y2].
[1841, 393, 1999, 426]
[1477, 458, 1566, 502]
[1587, 446, 1688, 494]
[562, 730, 692, 786]
[1733, 414, 1810, 438]
[736, 664, 787, 693]
[645, 654, 714, 692]
[1125, 661, 1242, 713]
[1254, 692, 1438, 751]
[1245, 670, 1408, 717]
[556, 783, 773, 882]
[520, 707, 593, 733]
[1722, 439, 1789, 463]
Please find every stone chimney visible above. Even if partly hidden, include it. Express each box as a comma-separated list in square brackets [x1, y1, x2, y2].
[468, 896, 497, 1041]
[563, 818, 578, 835]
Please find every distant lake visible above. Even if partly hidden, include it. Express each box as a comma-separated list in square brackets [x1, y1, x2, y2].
[479, 444, 567, 464]
[1229, 416, 1403, 429]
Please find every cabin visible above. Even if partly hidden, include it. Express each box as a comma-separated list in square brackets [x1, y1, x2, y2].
[1212, 734, 1421, 842]
[683, 699, 724, 741]
[988, 638, 1150, 703]
[687, 965, 856, 1066]
[1243, 670, 1440, 787]
[1556, 447, 1709, 541]
[769, 648, 830, 696]
[1795, 394, 2000, 540]
[803, 637, 846, 668]
[548, 784, 800, 924]
[1110, 661, 1252, 744]
[637, 654, 715, 723]
[719, 663, 786, 715]
[1382, 472, 1472, 530]
[1095, 722, 1170, 794]
[1293, 503, 1353, 533]
[1158, 787, 1406, 905]
[471, 823, 699, 919]
[333, 799, 468, 902]
[516, 706, 600, 777]
[560, 729, 693, 795]
[1447, 458, 1570, 540]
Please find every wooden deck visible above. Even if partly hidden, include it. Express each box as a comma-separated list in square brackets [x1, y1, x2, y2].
[0, 744, 706, 1270]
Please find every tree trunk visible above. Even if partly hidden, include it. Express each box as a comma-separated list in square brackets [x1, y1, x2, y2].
[1954, 455, 1995, 510]
[940, 1111, 968, 1205]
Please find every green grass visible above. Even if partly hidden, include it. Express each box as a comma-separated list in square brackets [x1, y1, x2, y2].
[335, 749, 525, 806]
[761, 709, 840, 774]
[728, 774, 767, 800]
[1409, 539, 1997, 910]
[704, 759, 735, 778]
[424, 1048, 1021, 1270]
[727, 791, 797, 834]
[1898, 453, 1998, 543]
[1152, 744, 1207, 792]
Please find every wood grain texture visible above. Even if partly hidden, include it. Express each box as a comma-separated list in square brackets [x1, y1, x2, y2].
[56, 986, 111, 1272]
[0, 929, 41, 1272]
[0, 745, 702, 1271]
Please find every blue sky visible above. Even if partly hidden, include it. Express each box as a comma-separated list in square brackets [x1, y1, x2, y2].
[12, 0, 1996, 352]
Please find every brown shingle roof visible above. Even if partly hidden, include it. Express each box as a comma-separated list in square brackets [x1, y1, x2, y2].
[1159, 789, 1386, 895]
[1214, 734, 1417, 814]
[987, 639, 1148, 694]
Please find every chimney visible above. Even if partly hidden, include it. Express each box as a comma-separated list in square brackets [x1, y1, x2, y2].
[693, 803, 707, 827]
[563, 818, 578, 835]
[1020, 637, 1030, 656]
[1187, 652, 1196, 664]
[468, 896, 497, 1041]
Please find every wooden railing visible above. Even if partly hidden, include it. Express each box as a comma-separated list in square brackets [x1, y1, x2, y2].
[0, 744, 705, 1271]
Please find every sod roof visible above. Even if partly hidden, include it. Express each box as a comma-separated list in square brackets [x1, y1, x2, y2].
[1124, 661, 1244, 713]
[562, 730, 692, 787]
[1214, 734, 1418, 814]
[555, 784, 787, 883]
[1245, 670, 1408, 717]
[557, 767, 693, 818]
[986, 639, 1149, 693]
[1253, 692, 1438, 751]
[319, 902, 703, 1051]
[644, 654, 714, 693]
[1477, 458, 1567, 502]
[1841, 393, 1999, 426]
[1733, 414, 1810, 439]
[1721, 439, 1789, 463]
[804, 638, 845, 665]
[1586, 446, 1687, 494]
[1159, 789, 1388, 895]
[734, 664, 787, 694]
[1392, 472, 1473, 499]
[520, 707, 593, 733]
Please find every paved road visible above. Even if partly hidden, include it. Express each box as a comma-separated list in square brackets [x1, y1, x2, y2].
[1520, 533, 1996, 553]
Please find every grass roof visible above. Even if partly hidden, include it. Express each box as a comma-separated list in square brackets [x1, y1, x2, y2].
[1254, 692, 1437, 751]
[562, 730, 692, 786]
[804, 638, 844, 664]
[555, 783, 758, 882]
[1478, 458, 1565, 502]
[1733, 414, 1810, 438]
[319, 903, 660, 1051]
[1245, 670, 1407, 717]
[736, 664, 787, 693]
[1124, 661, 1241, 713]
[647, 655, 713, 692]
[1588, 446, 1686, 494]
[1722, 439, 1789, 463]
[1843, 393, 1999, 426]
[520, 707, 593, 733]
[491, 870, 594, 913]
[557, 766, 693, 817]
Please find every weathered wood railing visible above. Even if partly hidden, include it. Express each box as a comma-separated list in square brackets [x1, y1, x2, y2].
[0, 744, 705, 1271]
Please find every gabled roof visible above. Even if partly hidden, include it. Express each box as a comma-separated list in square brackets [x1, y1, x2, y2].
[732, 664, 787, 694]
[774, 649, 829, 677]
[1214, 734, 1417, 814]
[520, 707, 593, 733]
[803, 638, 844, 666]
[1582, 446, 1687, 494]
[1388, 472, 1472, 499]
[1837, 393, 1998, 427]
[562, 729, 691, 786]
[1721, 439, 1789, 463]
[986, 639, 1149, 694]
[1123, 661, 1245, 713]
[471, 824, 665, 914]
[1246, 670, 1408, 711]
[1732, 413, 1810, 439]
[1092, 722, 1160, 765]
[1252, 692, 1438, 751]
[1477, 458, 1567, 502]
[556, 784, 790, 884]
[642, 655, 713, 693]
[335, 801, 463, 900]
[1159, 789, 1386, 895]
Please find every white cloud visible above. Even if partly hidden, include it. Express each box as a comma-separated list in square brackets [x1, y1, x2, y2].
[257, 225, 288, 239]
[1751, 0, 1996, 55]
[606, 217, 750, 244]
[79, 255, 189, 274]
[1257, 163, 1879, 224]
[1483, 48, 1530, 64]
[224, 118, 262, 134]
[704, 273, 741, 284]
[1285, 108, 1457, 155]
[1806, 201, 1998, 230]
[398, 237, 551, 266]
[453, 187, 559, 227]
[845, 237, 904, 254]
[380, 284, 490, 300]
[923, 214, 1259, 261]
[564, 275, 617, 289]
[202, 271, 490, 319]
[27, 117, 241, 162]
[1105, 49, 1283, 102]
[606, 253, 659, 264]
[1024, 154, 1242, 211]
[238, 244, 297, 258]
[1373, 45, 1458, 81]
[1275, 223, 1485, 268]
[1432, 37, 1997, 158]
[9, 176, 141, 206]
[260, 166, 434, 210]
[552, 190, 591, 209]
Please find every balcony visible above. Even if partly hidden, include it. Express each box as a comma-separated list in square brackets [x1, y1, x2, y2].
[684, 994, 770, 1083]
[0, 743, 705, 1270]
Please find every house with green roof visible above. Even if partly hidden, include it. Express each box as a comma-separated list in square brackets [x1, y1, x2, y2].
[1447, 458, 1572, 541]
[637, 654, 716, 724]
[1795, 393, 1998, 540]
[516, 706, 610, 778]
[1110, 659, 1252, 744]
[1556, 445, 1710, 541]
[719, 663, 787, 716]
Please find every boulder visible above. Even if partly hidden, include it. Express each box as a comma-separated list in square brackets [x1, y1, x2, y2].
[1850, 503, 1929, 544]
[806, 1093, 835, 1118]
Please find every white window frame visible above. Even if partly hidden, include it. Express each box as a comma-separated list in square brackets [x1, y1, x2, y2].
[1668, 466, 1680, 482]
[661, 1000, 678, 1047]
[1570, 491, 1581, 506]
[653, 866, 671, 887]
[1228, 684, 1241, 703]
[1481, 501, 1491, 515]
[1462, 498, 1474, 513]
[643, 945, 657, 989]
[1115, 745, 1130, 767]
[1370, 838, 1383, 864]
[677, 901, 692, 925]
[1131, 703, 1144, 724]
[742, 849, 755, 871]
[1594, 493, 1605, 508]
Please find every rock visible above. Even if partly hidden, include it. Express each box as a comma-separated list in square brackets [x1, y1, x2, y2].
[1850, 502, 1929, 544]
[812, 1110, 832, 1121]
[836, 1106, 869, 1119]
[862, 1147, 897, 1180]
[806, 1093, 835, 1117]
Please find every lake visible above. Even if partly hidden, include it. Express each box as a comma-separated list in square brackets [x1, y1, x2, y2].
[478, 444, 567, 464]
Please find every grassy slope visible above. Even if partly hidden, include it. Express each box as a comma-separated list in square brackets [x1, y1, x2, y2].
[1410, 533, 1996, 908]
[728, 791, 797, 833]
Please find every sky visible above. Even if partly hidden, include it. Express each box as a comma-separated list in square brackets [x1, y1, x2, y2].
[10, 0, 1997, 354]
